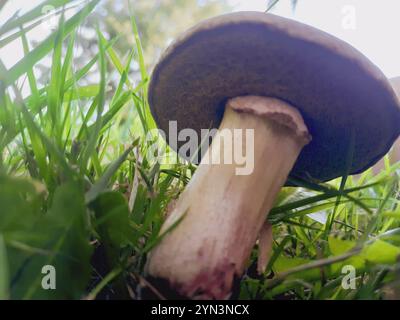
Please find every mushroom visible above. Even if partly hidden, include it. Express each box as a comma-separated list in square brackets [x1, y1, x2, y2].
[391, 76, 400, 98]
[371, 77, 400, 173]
[145, 12, 400, 299]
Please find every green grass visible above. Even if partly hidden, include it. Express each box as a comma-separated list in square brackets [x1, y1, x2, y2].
[0, 1, 399, 300]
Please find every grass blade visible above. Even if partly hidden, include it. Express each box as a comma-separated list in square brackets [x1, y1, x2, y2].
[4, 0, 99, 87]
[0, 234, 10, 300]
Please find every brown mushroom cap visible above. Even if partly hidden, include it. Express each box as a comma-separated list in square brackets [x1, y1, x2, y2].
[148, 11, 400, 182]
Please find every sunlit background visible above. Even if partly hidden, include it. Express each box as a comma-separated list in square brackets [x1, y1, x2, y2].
[1, 0, 399, 84]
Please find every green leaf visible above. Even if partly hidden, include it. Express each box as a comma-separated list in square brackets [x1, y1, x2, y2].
[361, 239, 400, 265]
[328, 237, 356, 256]
[0, 175, 41, 235]
[0, 176, 92, 299]
[91, 192, 135, 250]
[272, 256, 320, 281]
[21, 181, 93, 299]
[328, 237, 365, 273]
[327, 237, 400, 276]
[0, 234, 10, 300]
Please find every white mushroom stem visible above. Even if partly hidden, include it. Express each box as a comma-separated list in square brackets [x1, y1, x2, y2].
[146, 96, 311, 299]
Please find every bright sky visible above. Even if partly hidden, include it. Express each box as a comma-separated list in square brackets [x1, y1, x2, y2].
[1, 0, 399, 78]
[0, 0, 73, 71]
[231, 0, 400, 78]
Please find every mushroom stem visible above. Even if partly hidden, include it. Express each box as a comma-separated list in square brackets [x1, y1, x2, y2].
[146, 96, 311, 299]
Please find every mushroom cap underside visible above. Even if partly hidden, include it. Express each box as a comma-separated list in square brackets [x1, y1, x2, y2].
[148, 11, 400, 182]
